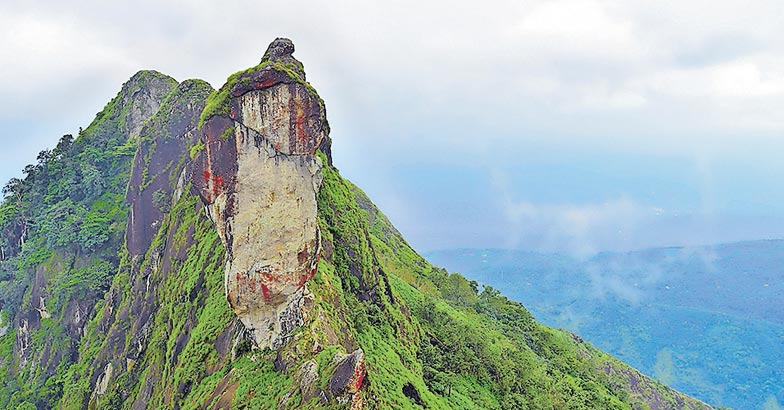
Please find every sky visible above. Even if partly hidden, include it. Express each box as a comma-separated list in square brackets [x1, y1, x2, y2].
[2, 0, 784, 255]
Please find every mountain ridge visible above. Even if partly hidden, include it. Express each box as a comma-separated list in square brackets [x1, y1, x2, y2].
[0, 38, 713, 409]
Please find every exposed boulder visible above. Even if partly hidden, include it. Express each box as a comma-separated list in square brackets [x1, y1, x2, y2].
[261, 38, 299, 73]
[328, 349, 366, 408]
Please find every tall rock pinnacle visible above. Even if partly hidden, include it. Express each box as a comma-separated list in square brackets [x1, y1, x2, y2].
[191, 38, 328, 348]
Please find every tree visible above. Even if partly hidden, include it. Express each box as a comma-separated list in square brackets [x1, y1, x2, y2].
[36, 150, 52, 164]
[22, 164, 37, 178]
[78, 211, 110, 251]
[55, 134, 74, 152]
[2, 178, 24, 202]
[80, 164, 103, 201]
[53, 135, 74, 159]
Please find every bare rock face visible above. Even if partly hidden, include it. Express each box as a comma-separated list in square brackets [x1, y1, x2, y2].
[126, 79, 213, 260]
[193, 38, 328, 348]
[296, 360, 320, 401]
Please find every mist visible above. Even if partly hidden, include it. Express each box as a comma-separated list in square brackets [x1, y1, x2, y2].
[3, 0, 784, 253]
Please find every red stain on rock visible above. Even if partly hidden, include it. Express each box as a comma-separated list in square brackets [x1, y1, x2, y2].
[212, 174, 224, 197]
[295, 112, 306, 143]
[298, 257, 319, 289]
[226, 194, 236, 216]
[260, 272, 281, 284]
[203, 170, 226, 197]
[353, 360, 365, 391]
[190, 111, 239, 272]
[297, 268, 316, 289]
[260, 284, 271, 302]
[230, 68, 291, 98]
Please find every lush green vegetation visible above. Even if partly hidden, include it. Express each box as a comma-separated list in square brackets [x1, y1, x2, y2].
[60, 189, 236, 408]
[6, 136, 706, 408]
[428, 245, 784, 409]
[189, 139, 205, 160]
[54, 143, 705, 409]
[0, 70, 176, 409]
[1, 63, 707, 410]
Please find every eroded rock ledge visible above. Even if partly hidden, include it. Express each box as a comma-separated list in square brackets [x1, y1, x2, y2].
[192, 38, 328, 348]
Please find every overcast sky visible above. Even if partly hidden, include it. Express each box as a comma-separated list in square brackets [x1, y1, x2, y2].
[2, 0, 784, 254]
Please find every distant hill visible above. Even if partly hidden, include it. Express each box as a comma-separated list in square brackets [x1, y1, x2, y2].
[427, 241, 784, 410]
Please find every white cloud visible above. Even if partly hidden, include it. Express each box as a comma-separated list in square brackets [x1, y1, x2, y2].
[3, 0, 784, 251]
[501, 196, 654, 257]
[0, 10, 137, 102]
[509, 0, 641, 61]
[3, 0, 784, 152]
[489, 165, 658, 256]
[645, 58, 784, 99]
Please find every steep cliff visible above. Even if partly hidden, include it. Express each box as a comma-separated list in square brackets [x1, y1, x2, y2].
[192, 38, 326, 349]
[0, 38, 714, 410]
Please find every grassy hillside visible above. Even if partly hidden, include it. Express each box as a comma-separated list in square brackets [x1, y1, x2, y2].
[44, 145, 712, 409]
[427, 246, 784, 409]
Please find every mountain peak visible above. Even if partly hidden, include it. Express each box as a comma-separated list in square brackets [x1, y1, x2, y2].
[260, 37, 306, 80]
[116, 70, 177, 138]
[262, 37, 296, 62]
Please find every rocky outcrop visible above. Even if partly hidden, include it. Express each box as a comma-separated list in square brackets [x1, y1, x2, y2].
[295, 360, 320, 402]
[328, 349, 366, 408]
[286, 349, 366, 409]
[601, 362, 710, 410]
[119, 70, 179, 138]
[193, 38, 328, 348]
[0, 71, 179, 410]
